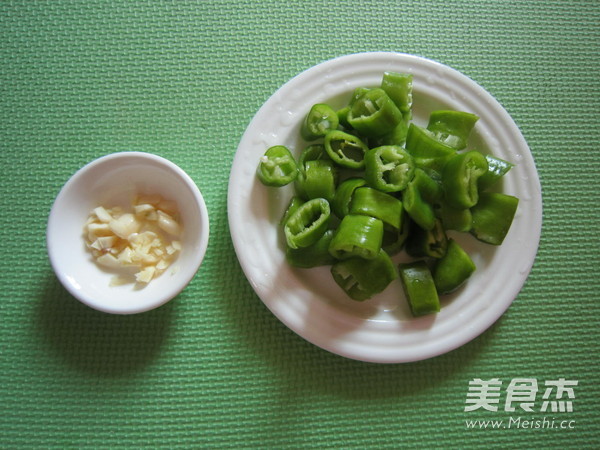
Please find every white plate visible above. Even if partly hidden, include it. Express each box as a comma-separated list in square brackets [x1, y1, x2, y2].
[227, 52, 542, 363]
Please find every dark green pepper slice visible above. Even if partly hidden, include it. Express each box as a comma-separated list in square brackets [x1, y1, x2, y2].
[439, 202, 472, 232]
[347, 88, 403, 138]
[441, 150, 488, 209]
[405, 218, 448, 259]
[382, 209, 409, 255]
[350, 187, 403, 231]
[256, 145, 298, 187]
[411, 168, 443, 205]
[324, 130, 369, 169]
[478, 155, 514, 191]
[284, 198, 331, 249]
[427, 110, 479, 150]
[369, 119, 409, 148]
[280, 196, 305, 227]
[365, 145, 415, 193]
[301, 103, 339, 141]
[399, 261, 440, 317]
[470, 192, 519, 245]
[403, 181, 436, 231]
[328, 214, 383, 260]
[405, 124, 457, 172]
[286, 229, 336, 268]
[380, 71, 413, 118]
[331, 249, 398, 301]
[432, 239, 476, 294]
[295, 159, 337, 202]
[331, 177, 366, 219]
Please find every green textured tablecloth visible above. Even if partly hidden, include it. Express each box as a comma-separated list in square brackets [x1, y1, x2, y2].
[1, 1, 599, 448]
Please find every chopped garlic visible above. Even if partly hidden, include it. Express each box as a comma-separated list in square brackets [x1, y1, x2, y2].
[83, 195, 183, 285]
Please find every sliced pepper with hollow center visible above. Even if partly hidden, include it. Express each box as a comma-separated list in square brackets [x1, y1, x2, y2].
[432, 238, 476, 294]
[331, 249, 398, 301]
[405, 218, 448, 259]
[256, 145, 298, 187]
[405, 123, 457, 171]
[328, 214, 383, 260]
[347, 88, 403, 138]
[364, 145, 415, 193]
[295, 159, 337, 202]
[284, 197, 331, 249]
[286, 229, 336, 268]
[399, 261, 440, 317]
[380, 71, 413, 120]
[426, 110, 479, 150]
[478, 155, 514, 191]
[349, 187, 403, 231]
[331, 177, 366, 219]
[441, 150, 489, 209]
[301, 103, 339, 141]
[323, 130, 369, 169]
[403, 181, 436, 231]
[470, 192, 519, 245]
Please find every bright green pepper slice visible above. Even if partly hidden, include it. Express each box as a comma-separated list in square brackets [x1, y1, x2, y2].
[403, 181, 436, 231]
[301, 103, 339, 141]
[347, 88, 403, 138]
[405, 218, 448, 259]
[399, 262, 440, 317]
[369, 119, 409, 148]
[441, 150, 489, 209]
[280, 196, 305, 227]
[381, 72, 413, 118]
[331, 249, 398, 301]
[284, 198, 331, 249]
[478, 155, 514, 191]
[350, 187, 403, 231]
[427, 110, 479, 150]
[328, 214, 383, 260]
[256, 145, 298, 187]
[295, 159, 337, 202]
[470, 192, 519, 245]
[331, 177, 366, 219]
[405, 124, 457, 171]
[411, 168, 443, 205]
[439, 202, 472, 232]
[432, 239, 476, 294]
[324, 130, 369, 169]
[365, 145, 415, 193]
[286, 229, 336, 268]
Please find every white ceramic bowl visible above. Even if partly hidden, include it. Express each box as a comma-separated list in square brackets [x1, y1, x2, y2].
[228, 52, 542, 363]
[47, 152, 209, 314]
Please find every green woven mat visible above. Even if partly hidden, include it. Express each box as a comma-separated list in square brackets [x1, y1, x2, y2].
[1, 1, 599, 448]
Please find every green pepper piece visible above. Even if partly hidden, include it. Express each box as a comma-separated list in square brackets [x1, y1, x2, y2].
[478, 155, 514, 191]
[439, 202, 472, 232]
[323, 130, 369, 169]
[301, 103, 339, 141]
[470, 192, 519, 245]
[405, 218, 448, 259]
[380, 72, 413, 118]
[382, 209, 409, 255]
[284, 198, 331, 249]
[405, 123, 457, 171]
[441, 151, 489, 209]
[337, 106, 351, 129]
[328, 214, 383, 260]
[331, 177, 366, 219]
[256, 145, 298, 187]
[348, 87, 371, 107]
[432, 239, 476, 294]
[347, 88, 403, 138]
[349, 187, 403, 230]
[412, 168, 443, 205]
[403, 181, 435, 231]
[286, 229, 336, 268]
[364, 145, 415, 193]
[427, 110, 479, 150]
[295, 159, 337, 202]
[280, 196, 305, 226]
[331, 249, 398, 301]
[399, 261, 440, 317]
[369, 119, 409, 147]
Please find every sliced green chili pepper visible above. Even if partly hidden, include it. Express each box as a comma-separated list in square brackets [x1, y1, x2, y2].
[399, 261, 440, 317]
[256, 145, 298, 187]
[380, 71, 413, 118]
[286, 229, 336, 268]
[364, 145, 415, 193]
[295, 159, 337, 202]
[441, 150, 488, 209]
[405, 124, 457, 171]
[427, 110, 479, 150]
[439, 202, 472, 232]
[347, 88, 403, 138]
[405, 218, 448, 259]
[284, 198, 331, 249]
[349, 87, 371, 107]
[403, 181, 436, 231]
[470, 192, 519, 245]
[411, 168, 443, 205]
[301, 103, 339, 141]
[349, 187, 403, 231]
[331, 249, 398, 301]
[382, 209, 409, 255]
[369, 119, 409, 147]
[280, 196, 305, 226]
[331, 177, 366, 219]
[324, 130, 369, 169]
[328, 214, 383, 260]
[337, 106, 351, 129]
[478, 155, 514, 191]
[432, 239, 476, 294]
